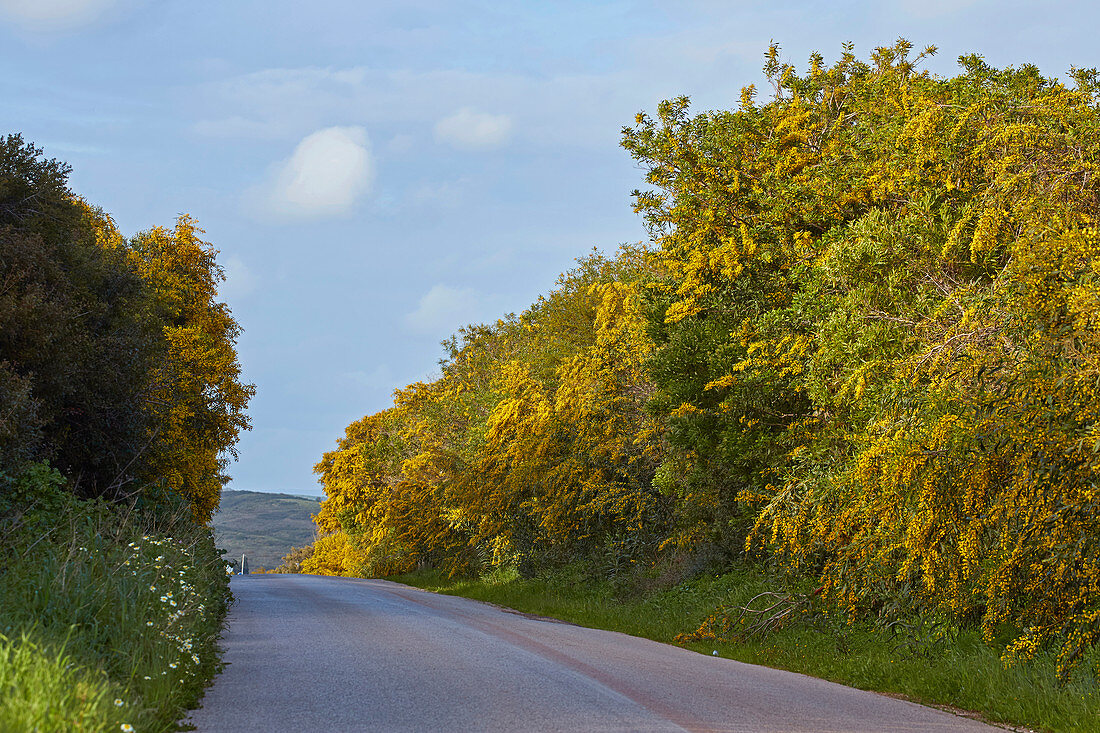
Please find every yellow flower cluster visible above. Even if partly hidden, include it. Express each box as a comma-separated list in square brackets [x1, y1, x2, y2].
[625, 41, 1100, 678]
[299, 246, 666, 578]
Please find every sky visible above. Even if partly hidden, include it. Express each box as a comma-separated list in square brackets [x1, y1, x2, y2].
[2, 0, 1096, 497]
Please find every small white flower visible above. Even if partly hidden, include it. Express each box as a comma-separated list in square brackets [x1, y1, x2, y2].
[169, 662, 177, 669]
[121, 724, 134, 732]
[114, 698, 124, 707]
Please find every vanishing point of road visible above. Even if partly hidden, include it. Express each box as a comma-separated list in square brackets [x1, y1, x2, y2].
[187, 574, 998, 732]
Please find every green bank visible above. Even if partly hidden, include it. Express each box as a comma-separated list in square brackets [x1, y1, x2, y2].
[0, 467, 231, 732]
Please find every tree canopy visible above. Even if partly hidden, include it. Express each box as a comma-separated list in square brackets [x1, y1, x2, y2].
[0, 134, 253, 521]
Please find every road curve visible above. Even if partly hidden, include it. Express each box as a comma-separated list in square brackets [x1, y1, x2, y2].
[187, 574, 997, 732]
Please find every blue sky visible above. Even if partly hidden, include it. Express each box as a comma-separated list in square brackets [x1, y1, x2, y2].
[2, 0, 1095, 497]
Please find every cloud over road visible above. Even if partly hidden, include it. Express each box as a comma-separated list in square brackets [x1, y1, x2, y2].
[255, 126, 374, 219]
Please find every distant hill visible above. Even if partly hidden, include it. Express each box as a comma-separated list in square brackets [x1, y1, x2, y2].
[212, 490, 322, 570]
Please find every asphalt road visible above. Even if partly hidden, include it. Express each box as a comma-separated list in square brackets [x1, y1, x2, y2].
[187, 574, 998, 732]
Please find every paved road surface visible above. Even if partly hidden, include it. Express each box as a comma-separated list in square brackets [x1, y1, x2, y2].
[187, 574, 998, 732]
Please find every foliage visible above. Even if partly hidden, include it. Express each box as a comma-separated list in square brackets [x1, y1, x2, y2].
[273, 544, 315, 574]
[0, 134, 253, 520]
[129, 218, 254, 521]
[297, 246, 668, 578]
[623, 40, 1100, 679]
[0, 136, 158, 499]
[0, 462, 232, 732]
[0, 135, 251, 727]
[304, 40, 1100, 682]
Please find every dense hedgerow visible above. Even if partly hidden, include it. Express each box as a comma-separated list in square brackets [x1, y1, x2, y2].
[623, 40, 1100, 680]
[0, 463, 231, 732]
[297, 40, 1100, 682]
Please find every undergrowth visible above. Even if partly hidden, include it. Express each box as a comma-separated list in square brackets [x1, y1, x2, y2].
[0, 463, 232, 732]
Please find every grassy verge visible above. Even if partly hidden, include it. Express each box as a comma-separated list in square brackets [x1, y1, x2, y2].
[391, 563, 1100, 733]
[0, 468, 231, 733]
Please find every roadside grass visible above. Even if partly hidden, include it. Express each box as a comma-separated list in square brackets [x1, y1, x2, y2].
[391, 563, 1100, 733]
[0, 478, 231, 733]
[0, 631, 120, 732]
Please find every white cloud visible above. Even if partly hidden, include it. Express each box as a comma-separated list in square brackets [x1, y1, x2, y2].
[0, 0, 121, 30]
[405, 285, 481, 335]
[256, 126, 374, 219]
[434, 107, 513, 150]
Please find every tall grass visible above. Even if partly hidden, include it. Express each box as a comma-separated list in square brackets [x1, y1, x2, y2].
[0, 467, 231, 732]
[0, 631, 119, 732]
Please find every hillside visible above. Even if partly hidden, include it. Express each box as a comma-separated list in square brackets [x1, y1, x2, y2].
[213, 490, 322, 570]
